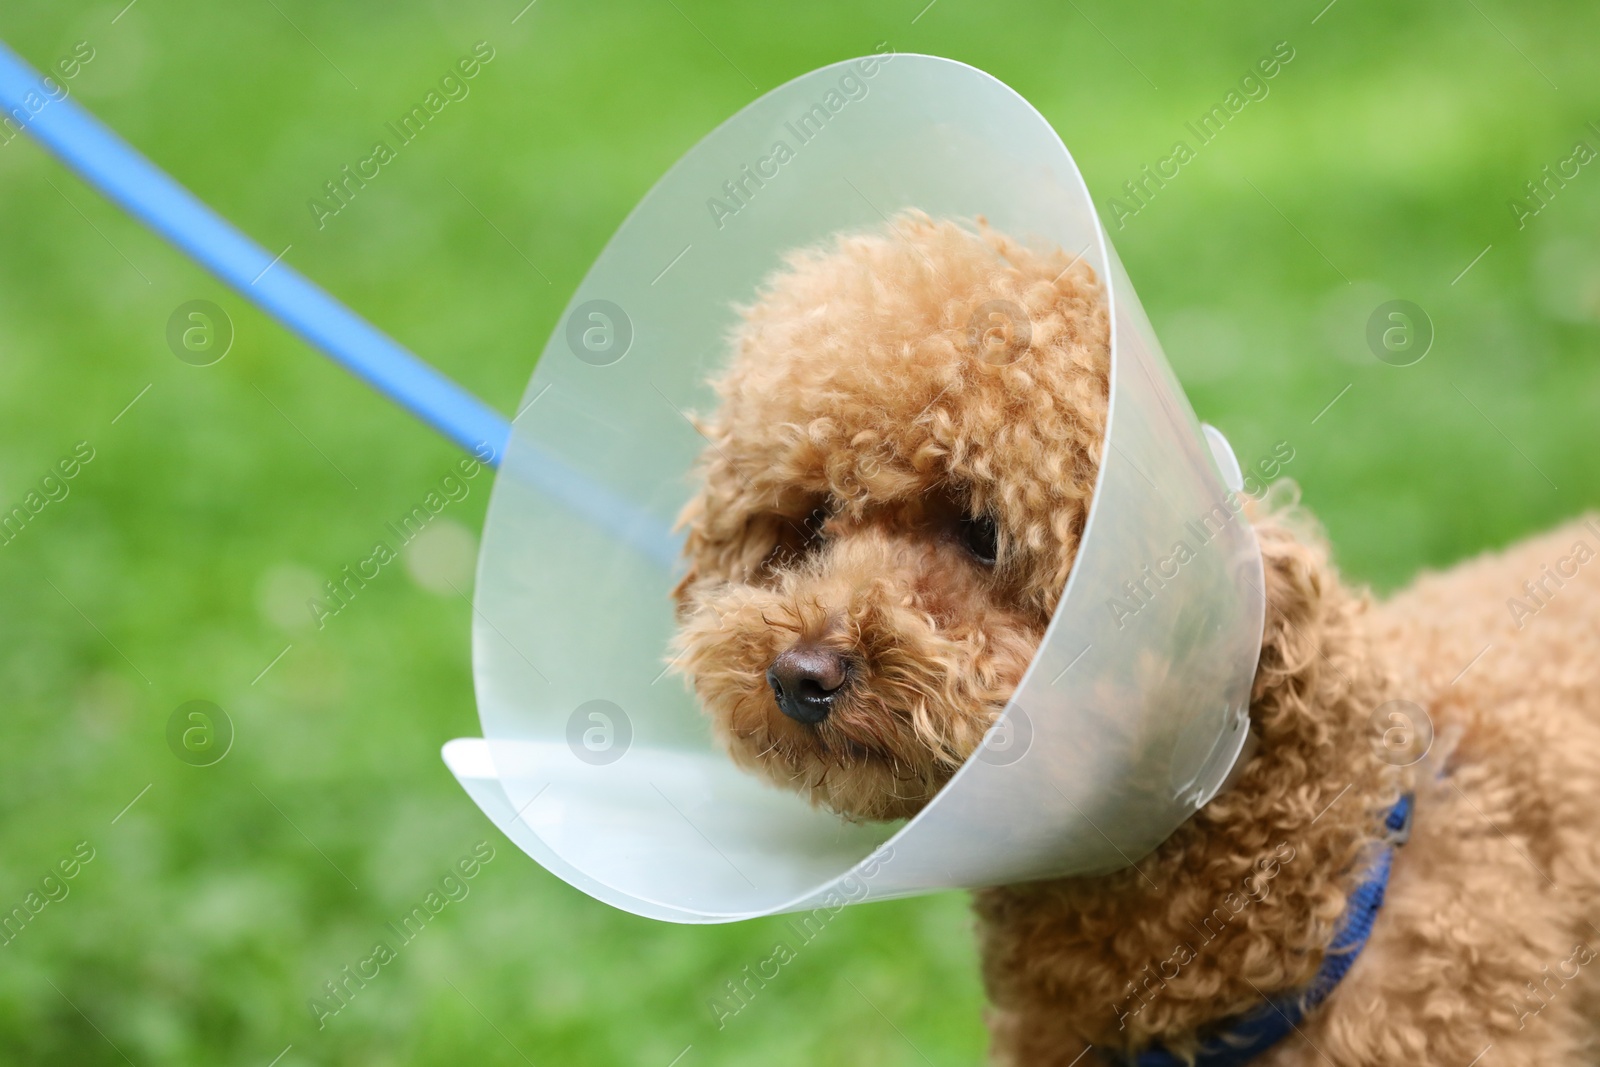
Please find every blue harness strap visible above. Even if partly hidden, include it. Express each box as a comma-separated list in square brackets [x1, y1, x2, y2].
[1110, 795, 1413, 1067]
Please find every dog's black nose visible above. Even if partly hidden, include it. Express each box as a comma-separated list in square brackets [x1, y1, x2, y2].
[767, 644, 848, 725]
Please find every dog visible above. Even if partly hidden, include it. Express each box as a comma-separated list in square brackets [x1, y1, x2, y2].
[671, 210, 1600, 1065]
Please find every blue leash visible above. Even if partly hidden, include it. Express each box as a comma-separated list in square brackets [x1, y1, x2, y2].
[0, 39, 683, 568]
[0, 40, 508, 462]
[1114, 795, 1414, 1067]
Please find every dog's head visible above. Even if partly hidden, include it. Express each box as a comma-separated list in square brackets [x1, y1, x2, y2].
[672, 212, 1110, 821]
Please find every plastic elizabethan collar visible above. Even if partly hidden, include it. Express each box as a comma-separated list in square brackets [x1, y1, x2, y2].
[443, 54, 1266, 922]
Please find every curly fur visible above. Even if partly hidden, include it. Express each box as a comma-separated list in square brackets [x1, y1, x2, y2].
[673, 211, 1107, 820]
[672, 211, 1600, 1064]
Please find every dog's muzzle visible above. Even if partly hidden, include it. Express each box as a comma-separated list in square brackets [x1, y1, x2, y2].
[766, 643, 848, 724]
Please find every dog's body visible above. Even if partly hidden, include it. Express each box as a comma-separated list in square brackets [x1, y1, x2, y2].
[672, 212, 1600, 1065]
[982, 516, 1600, 1065]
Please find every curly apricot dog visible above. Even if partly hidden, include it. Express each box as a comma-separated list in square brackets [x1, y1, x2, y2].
[672, 210, 1600, 1065]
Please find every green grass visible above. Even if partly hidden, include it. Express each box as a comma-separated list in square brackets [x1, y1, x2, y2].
[1, 0, 1597, 1063]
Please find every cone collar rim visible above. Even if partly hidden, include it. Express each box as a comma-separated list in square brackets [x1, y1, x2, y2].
[459, 52, 1266, 922]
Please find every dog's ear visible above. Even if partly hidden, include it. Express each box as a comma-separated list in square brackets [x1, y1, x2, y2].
[1245, 496, 1344, 742]
[670, 581, 698, 622]
[670, 563, 699, 617]
[669, 481, 779, 615]
[671, 494, 706, 617]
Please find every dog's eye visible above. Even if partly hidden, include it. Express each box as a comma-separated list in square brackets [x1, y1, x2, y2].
[762, 506, 831, 575]
[959, 514, 998, 565]
[802, 507, 829, 541]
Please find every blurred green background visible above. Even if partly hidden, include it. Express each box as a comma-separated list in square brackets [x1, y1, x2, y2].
[1, 0, 1597, 1063]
